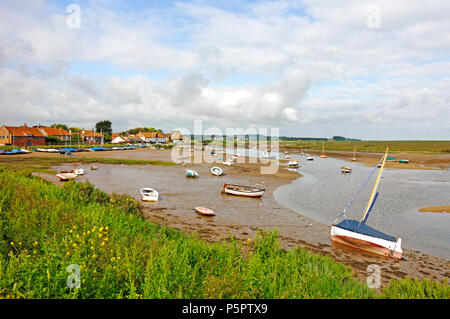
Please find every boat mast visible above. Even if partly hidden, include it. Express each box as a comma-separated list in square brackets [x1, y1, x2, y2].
[360, 148, 389, 223]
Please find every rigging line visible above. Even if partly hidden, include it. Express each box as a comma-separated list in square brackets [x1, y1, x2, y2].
[334, 155, 384, 224]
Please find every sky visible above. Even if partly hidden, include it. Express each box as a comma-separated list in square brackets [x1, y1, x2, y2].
[0, 0, 449, 139]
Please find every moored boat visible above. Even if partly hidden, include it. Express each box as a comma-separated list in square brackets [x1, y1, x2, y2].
[331, 148, 402, 259]
[140, 188, 159, 202]
[222, 184, 265, 197]
[211, 166, 223, 176]
[306, 155, 314, 161]
[288, 160, 300, 167]
[194, 207, 215, 216]
[56, 171, 77, 181]
[341, 166, 352, 173]
[185, 169, 199, 177]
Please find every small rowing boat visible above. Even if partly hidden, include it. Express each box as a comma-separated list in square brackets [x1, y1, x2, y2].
[341, 166, 352, 173]
[222, 184, 265, 197]
[56, 170, 77, 181]
[211, 166, 223, 176]
[194, 207, 215, 216]
[306, 155, 314, 161]
[185, 169, 199, 177]
[140, 188, 159, 202]
[222, 160, 233, 166]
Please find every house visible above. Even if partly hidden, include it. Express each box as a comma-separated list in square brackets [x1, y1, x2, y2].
[171, 131, 183, 141]
[36, 125, 70, 141]
[81, 129, 104, 144]
[0, 124, 46, 147]
[164, 133, 171, 143]
[136, 131, 166, 144]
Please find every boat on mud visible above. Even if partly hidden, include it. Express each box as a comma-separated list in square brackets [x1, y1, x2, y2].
[56, 170, 77, 181]
[211, 166, 223, 176]
[331, 148, 402, 259]
[140, 188, 159, 202]
[222, 184, 265, 197]
[185, 169, 199, 177]
[288, 160, 300, 168]
[194, 207, 215, 216]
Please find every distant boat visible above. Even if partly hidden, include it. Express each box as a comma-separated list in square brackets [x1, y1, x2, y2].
[341, 166, 352, 173]
[288, 160, 300, 167]
[211, 166, 223, 176]
[222, 160, 233, 166]
[140, 188, 159, 202]
[194, 207, 215, 216]
[222, 184, 265, 197]
[306, 155, 314, 161]
[20, 149, 32, 154]
[331, 148, 402, 259]
[398, 159, 410, 163]
[91, 166, 98, 170]
[185, 169, 199, 177]
[74, 168, 84, 175]
[320, 144, 327, 158]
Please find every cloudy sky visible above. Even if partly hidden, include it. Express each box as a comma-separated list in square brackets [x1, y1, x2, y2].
[0, 0, 449, 139]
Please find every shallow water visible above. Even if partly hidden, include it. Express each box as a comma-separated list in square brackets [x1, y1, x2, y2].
[272, 154, 450, 259]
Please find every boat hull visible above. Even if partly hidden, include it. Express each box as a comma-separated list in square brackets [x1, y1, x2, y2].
[56, 173, 77, 181]
[330, 226, 402, 259]
[222, 184, 265, 197]
[194, 207, 215, 216]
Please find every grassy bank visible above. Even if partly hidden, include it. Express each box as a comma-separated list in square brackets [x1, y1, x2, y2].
[0, 157, 177, 174]
[0, 169, 448, 299]
[280, 140, 450, 154]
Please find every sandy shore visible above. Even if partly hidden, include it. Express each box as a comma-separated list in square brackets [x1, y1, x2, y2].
[22, 148, 450, 287]
[304, 149, 450, 170]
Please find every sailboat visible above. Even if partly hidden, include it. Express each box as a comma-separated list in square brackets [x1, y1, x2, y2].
[320, 144, 327, 158]
[330, 148, 402, 259]
[352, 146, 357, 161]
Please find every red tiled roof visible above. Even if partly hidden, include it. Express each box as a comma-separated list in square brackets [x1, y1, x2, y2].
[4, 126, 45, 137]
[40, 127, 70, 136]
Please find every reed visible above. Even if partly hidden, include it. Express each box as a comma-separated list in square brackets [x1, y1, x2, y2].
[0, 169, 447, 299]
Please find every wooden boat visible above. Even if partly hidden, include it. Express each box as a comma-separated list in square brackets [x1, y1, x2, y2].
[194, 207, 215, 216]
[288, 160, 300, 167]
[341, 166, 352, 173]
[91, 166, 98, 170]
[211, 166, 223, 176]
[140, 188, 159, 202]
[331, 148, 402, 259]
[222, 184, 265, 197]
[185, 169, 199, 177]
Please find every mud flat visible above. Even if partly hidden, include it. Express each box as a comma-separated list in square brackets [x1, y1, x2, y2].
[419, 206, 450, 213]
[33, 148, 449, 287]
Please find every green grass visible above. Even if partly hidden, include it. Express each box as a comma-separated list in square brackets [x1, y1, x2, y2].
[0, 169, 448, 299]
[0, 157, 177, 174]
[280, 140, 450, 154]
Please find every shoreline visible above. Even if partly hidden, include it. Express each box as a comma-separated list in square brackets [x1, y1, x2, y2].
[25, 148, 449, 287]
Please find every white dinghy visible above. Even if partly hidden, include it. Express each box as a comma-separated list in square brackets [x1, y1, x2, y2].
[140, 188, 159, 202]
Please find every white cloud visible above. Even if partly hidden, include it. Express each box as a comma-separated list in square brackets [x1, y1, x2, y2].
[0, 0, 449, 139]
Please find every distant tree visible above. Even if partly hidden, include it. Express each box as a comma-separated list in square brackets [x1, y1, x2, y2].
[95, 120, 112, 135]
[104, 132, 112, 143]
[69, 127, 81, 133]
[332, 136, 346, 141]
[46, 136, 62, 144]
[52, 124, 69, 131]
